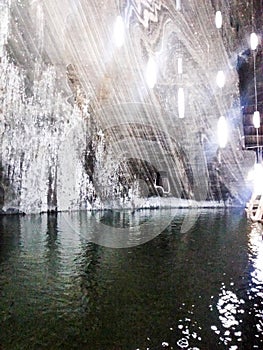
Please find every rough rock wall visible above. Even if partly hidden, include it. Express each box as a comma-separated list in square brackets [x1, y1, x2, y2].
[0, 0, 259, 213]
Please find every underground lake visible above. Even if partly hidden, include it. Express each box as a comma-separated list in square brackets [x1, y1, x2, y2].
[0, 208, 262, 349]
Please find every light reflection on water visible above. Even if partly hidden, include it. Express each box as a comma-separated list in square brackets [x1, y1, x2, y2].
[249, 223, 263, 294]
[0, 209, 262, 349]
[247, 223, 263, 343]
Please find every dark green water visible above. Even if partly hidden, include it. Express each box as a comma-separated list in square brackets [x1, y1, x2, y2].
[0, 209, 262, 349]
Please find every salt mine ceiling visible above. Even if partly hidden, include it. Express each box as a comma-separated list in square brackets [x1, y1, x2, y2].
[0, 0, 262, 213]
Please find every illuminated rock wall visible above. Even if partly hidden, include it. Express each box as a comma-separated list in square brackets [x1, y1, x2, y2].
[0, 0, 259, 213]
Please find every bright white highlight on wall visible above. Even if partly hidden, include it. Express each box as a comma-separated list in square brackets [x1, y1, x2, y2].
[178, 57, 183, 74]
[250, 32, 259, 51]
[247, 168, 255, 182]
[253, 111, 260, 128]
[145, 57, 157, 88]
[176, 0, 181, 11]
[216, 70, 226, 88]
[178, 87, 185, 118]
[253, 163, 263, 194]
[113, 16, 125, 47]
[215, 11, 222, 29]
[217, 116, 228, 148]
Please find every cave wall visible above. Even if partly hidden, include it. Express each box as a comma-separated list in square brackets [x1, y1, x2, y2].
[0, 0, 260, 213]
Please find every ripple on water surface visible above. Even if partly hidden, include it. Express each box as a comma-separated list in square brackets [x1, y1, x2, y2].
[0, 209, 262, 349]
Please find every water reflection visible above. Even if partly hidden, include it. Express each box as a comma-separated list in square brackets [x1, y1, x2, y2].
[211, 284, 245, 347]
[0, 209, 262, 349]
[247, 223, 263, 345]
[62, 208, 180, 248]
[249, 223, 263, 293]
[0, 215, 21, 262]
[210, 220, 263, 349]
[44, 213, 60, 273]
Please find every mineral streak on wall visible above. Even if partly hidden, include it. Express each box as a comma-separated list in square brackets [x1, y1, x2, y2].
[0, 0, 259, 213]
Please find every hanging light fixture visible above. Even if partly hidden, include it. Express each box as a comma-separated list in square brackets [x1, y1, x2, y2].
[176, 0, 181, 11]
[253, 111, 260, 129]
[215, 11, 222, 29]
[113, 16, 125, 48]
[217, 116, 228, 148]
[216, 70, 226, 88]
[145, 56, 157, 89]
[177, 57, 183, 74]
[250, 32, 259, 51]
[178, 87, 185, 118]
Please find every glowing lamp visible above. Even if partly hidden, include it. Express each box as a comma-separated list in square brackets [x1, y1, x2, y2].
[216, 70, 225, 88]
[250, 32, 259, 51]
[113, 16, 125, 48]
[215, 11, 222, 29]
[217, 116, 228, 148]
[146, 57, 157, 88]
[178, 87, 185, 119]
[178, 57, 183, 74]
[253, 111, 260, 128]
[176, 0, 181, 11]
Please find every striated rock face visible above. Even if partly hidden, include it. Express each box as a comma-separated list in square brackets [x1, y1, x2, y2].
[0, 0, 261, 213]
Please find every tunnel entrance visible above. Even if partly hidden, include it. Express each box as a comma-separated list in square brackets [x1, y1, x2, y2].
[118, 158, 170, 198]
